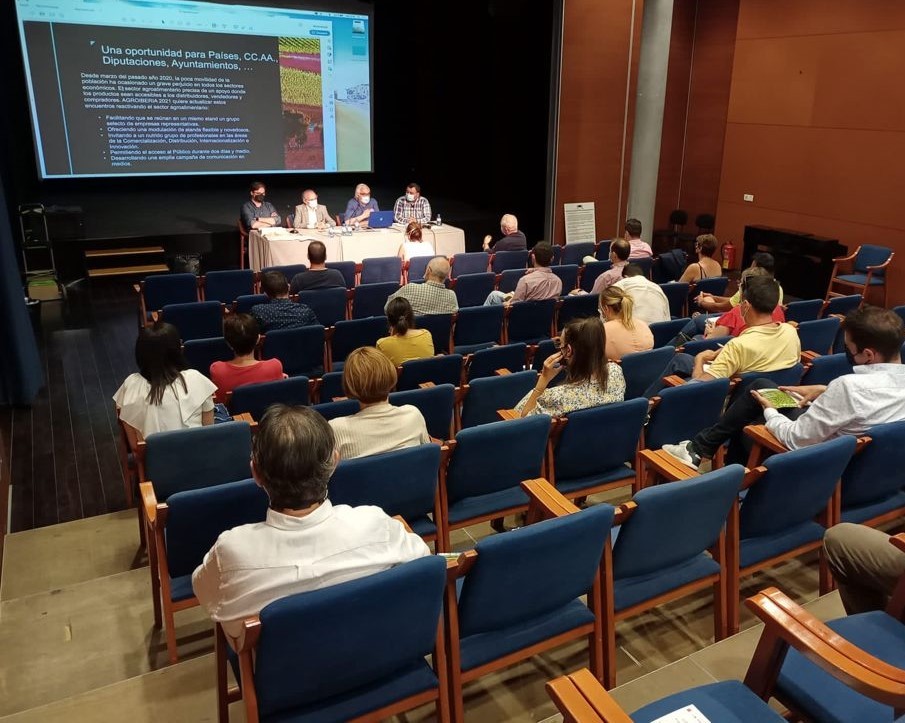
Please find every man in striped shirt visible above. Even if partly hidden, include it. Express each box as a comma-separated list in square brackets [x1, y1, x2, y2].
[384, 256, 458, 315]
[393, 182, 432, 224]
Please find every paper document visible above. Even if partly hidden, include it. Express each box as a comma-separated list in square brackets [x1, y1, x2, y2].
[649, 703, 711, 723]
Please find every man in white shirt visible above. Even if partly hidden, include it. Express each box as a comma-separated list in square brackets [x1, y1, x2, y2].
[665, 305, 905, 468]
[192, 404, 430, 641]
[613, 264, 670, 325]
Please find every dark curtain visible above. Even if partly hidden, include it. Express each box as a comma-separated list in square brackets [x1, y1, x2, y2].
[0, 177, 43, 405]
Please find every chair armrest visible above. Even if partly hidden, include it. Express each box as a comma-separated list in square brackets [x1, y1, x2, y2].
[546, 668, 633, 723]
[521, 478, 579, 519]
[231, 412, 256, 425]
[662, 374, 686, 387]
[495, 368, 512, 376]
[746, 587, 905, 706]
[832, 250, 859, 263]
[890, 534, 905, 556]
[139, 482, 158, 525]
[133, 283, 141, 295]
[613, 500, 638, 525]
[636, 449, 699, 481]
[743, 424, 788, 455]
[801, 350, 820, 364]
[393, 515, 414, 534]
[497, 408, 520, 421]
[447, 549, 478, 581]
[419, 381, 437, 389]
[866, 255, 894, 271]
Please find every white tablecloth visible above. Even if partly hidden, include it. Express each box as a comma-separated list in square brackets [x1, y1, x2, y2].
[249, 224, 466, 271]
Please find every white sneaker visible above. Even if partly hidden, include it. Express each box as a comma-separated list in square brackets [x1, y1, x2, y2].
[662, 441, 701, 470]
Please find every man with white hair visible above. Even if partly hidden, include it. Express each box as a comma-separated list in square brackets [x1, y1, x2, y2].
[483, 213, 527, 252]
[344, 183, 379, 226]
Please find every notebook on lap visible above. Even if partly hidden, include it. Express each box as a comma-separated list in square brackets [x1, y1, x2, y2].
[368, 210, 395, 228]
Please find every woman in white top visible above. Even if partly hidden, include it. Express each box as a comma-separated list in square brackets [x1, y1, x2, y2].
[113, 322, 217, 438]
[328, 346, 430, 459]
[398, 221, 435, 263]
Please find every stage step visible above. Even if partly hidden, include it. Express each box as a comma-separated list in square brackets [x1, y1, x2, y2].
[84, 246, 165, 258]
[87, 263, 170, 277]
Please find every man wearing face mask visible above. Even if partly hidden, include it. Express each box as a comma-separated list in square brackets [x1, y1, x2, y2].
[240, 181, 281, 231]
[393, 182, 432, 224]
[344, 183, 379, 226]
[292, 189, 335, 231]
[663, 304, 905, 470]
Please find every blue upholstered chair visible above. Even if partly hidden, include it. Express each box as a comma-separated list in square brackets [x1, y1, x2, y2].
[491, 249, 530, 273]
[316, 371, 345, 403]
[202, 269, 255, 304]
[692, 276, 730, 298]
[329, 444, 443, 543]
[643, 377, 731, 453]
[649, 317, 690, 348]
[797, 317, 841, 356]
[557, 293, 599, 332]
[840, 421, 905, 527]
[561, 242, 595, 267]
[611, 465, 745, 648]
[351, 282, 400, 319]
[466, 343, 527, 381]
[450, 251, 490, 278]
[659, 281, 690, 318]
[138, 273, 199, 324]
[311, 398, 359, 421]
[396, 354, 463, 391]
[261, 325, 325, 377]
[144, 478, 268, 663]
[262, 264, 308, 286]
[826, 244, 894, 307]
[595, 240, 612, 261]
[217, 556, 450, 722]
[161, 301, 223, 341]
[406, 255, 432, 283]
[453, 305, 504, 354]
[325, 260, 356, 289]
[730, 364, 805, 403]
[439, 415, 551, 548]
[459, 370, 538, 430]
[620, 346, 675, 399]
[445, 499, 616, 719]
[551, 264, 580, 293]
[329, 316, 387, 370]
[183, 337, 233, 378]
[390, 384, 456, 441]
[505, 299, 556, 344]
[579, 261, 612, 293]
[360, 256, 402, 285]
[632, 256, 654, 279]
[233, 294, 268, 314]
[453, 273, 496, 308]
[531, 339, 558, 373]
[822, 293, 862, 318]
[894, 305, 905, 327]
[785, 298, 824, 324]
[549, 398, 648, 499]
[679, 336, 730, 356]
[728, 436, 856, 632]
[801, 352, 853, 386]
[416, 313, 454, 354]
[297, 287, 348, 327]
[498, 268, 526, 293]
[229, 377, 312, 420]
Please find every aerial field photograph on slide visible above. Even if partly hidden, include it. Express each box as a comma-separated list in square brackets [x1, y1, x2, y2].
[279, 35, 325, 169]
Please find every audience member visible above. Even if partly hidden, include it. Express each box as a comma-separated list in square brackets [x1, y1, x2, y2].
[385, 256, 458, 315]
[515, 317, 626, 416]
[398, 222, 435, 263]
[484, 241, 562, 305]
[482, 214, 527, 252]
[192, 403, 430, 640]
[613, 264, 670, 325]
[377, 298, 435, 366]
[292, 189, 335, 231]
[114, 322, 217, 438]
[624, 218, 653, 259]
[344, 183, 379, 226]
[393, 182, 432, 224]
[824, 524, 905, 615]
[210, 314, 284, 403]
[330, 347, 431, 459]
[696, 252, 781, 313]
[289, 241, 346, 293]
[572, 238, 630, 296]
[250, 271, 319, 332]
[599, 286, 654, 361]
[240, 181, 280, 231]
[678, 234, 723, 283]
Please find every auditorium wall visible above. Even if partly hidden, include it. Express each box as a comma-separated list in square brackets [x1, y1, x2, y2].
[714, 0, 905, 305]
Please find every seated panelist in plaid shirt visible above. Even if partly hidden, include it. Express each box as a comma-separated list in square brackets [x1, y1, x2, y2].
[393, 182, 432, 224]
[384, 256, 458, 316]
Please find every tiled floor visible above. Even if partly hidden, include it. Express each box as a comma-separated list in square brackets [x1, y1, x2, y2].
[0, 504, 840, 722]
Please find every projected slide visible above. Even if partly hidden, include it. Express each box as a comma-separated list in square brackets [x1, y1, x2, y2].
[14, 0, 372, 178]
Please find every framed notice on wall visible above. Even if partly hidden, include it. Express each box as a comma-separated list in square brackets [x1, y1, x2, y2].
[564, 202, 596, 245]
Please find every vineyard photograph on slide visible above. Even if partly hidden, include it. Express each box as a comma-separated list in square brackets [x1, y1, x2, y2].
[279, 36, 324, 170]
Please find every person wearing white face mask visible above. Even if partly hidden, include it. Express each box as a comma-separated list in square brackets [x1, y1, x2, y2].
[344, 183, 379, 226]
[393, 182, 432, 224]
[292, 188, 335, 231]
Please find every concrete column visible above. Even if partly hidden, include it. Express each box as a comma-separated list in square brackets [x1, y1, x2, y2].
[626, 0, 674, 244]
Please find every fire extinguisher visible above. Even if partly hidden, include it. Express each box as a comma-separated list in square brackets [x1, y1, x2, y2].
[721, 240, 736, 270]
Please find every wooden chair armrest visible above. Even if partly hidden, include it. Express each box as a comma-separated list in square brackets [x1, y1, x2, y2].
[150, 310, 160, 323]
[232, 412, 256, 424]
[446, 549, 478, 581]
[743, 424, 789, 454]
[746, 587, 905, 705]
[497, 408, 520, 420]
[801, 350, 820, 364]
[235, 617, 262, 654]
[494, 368, 512, 376]
[419, 381, 436, 389]
[393, 514, 414, 533]
[133, 283, 141, 295]
[866, 256, 894, 271]
[521, 478, 579, 519]
[139, 482, 158, 525]
[546, 675, 612, 723]
[613, 500, 637, 526]
[549, 667, 633, 723]
[662, 374, 686, 387]
[636, 449, 699, 481]
[832, 250, 859, 263]
[742, 466, 768, 490]
[889, 533, 905, 555]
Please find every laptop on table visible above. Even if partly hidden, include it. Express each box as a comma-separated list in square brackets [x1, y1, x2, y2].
[367, 210, 395, 229]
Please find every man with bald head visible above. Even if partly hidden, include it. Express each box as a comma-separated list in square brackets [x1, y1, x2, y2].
[293, 189, 336, 231]
[344, 183, 379, 226]
[483, 213, 527, 252]
[384, 256, 458, 315]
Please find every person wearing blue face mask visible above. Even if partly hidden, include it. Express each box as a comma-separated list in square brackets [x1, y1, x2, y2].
[344, 183, 379, 226]
[393, 182, 432, 224]
[664, 305, 905, 470]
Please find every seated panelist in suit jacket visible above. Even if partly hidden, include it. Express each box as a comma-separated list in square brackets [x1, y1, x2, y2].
[292, 189, 336, 231]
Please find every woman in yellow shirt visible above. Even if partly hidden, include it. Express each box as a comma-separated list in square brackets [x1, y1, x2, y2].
[376, 297, 435, 366]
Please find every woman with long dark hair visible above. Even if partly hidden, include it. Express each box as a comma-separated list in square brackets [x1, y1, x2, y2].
[516, 317, 625, 416]
[376, 297, 434, 366]
[113, 322, 217, 437]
